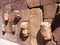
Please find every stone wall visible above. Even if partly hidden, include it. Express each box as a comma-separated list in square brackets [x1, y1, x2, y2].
[0, 0, 60, 45]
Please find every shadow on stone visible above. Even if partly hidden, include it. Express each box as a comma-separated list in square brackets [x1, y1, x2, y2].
[36, 30, 48, 45]
[19, 28, 28, 41]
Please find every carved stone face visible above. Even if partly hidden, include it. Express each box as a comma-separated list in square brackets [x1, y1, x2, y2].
[40, 22, 52, 40]
[20, 22, 29, 37]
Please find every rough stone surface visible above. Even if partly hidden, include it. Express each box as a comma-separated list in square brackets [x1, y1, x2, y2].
[8, 12, 16, 23]
[7, 0, 16, 3]
[41, 0, 55, 5]
[55, 0, 60, 2]
[43, 4, 57, 18]
[14, 22, 21, 35]
[29, 8, 43, 45]
[0, 0, 8, 6]
[4, 33, 17, 43]
[5, 4, 12, 13]
[21, 9, 29, 21]
[44, 18, 53, 23]
[53, 27, 60, 41]
[57, 42, 60, 45]
[26, 0, 40, 8]
[46, 41, 56, 45]
[5, 23, 12, 33]
[11, 0, 27, 10]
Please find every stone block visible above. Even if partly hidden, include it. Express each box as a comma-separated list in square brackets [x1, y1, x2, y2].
[11, 0, 27, 10]
[43, 4, 57, 18]
[41, 0, 55, 5]
[29, 8, 43, 45]
[44, 18, 53, 23]
[26, 0, 40, 8]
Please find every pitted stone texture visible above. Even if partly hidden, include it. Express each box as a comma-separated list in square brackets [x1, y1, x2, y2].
[26, 0, 40, 8]
[11, 0, 27, 10]
[43, 4, 57, 18]
[44, 19, 53, 23]
[41, 0, 55, 5]
[46, 41, 56, 45]
[21, 9, 29, 21]
[53, 27, 60, 41]
[0, 0, 8, 6]
[29, 8, 43, 45]
[57, 42, 60, 45]
[4, 33, 17, 43]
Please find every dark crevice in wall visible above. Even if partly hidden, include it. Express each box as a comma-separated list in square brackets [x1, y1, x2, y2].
[36, 30, 49, 45]
[5, 20, 8, 26]
[12, 31, 15, 35]
[56, 5, 59, 14]
[27, 6, 41, 9]
[2, 31, 6, 35]
[13, 16, 21, 25]
[51, 13, 60, 32]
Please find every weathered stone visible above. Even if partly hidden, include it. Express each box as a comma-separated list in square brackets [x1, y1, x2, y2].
[43, 4, 57, 18]
[40, 22, 52, 40]
[55, 0, 60, 2]
[1, 6, 6, 15]
[58, 5, 60, 14]
[8, 10, 21, 23]
[4, 13, 9, 21]
[0, 0, 8, 6]
[20, 22, 30, 37]
[53, 27, 60, 41]
[5, 23, 13, 33]
[57, 42, 60, 45]
[44, 18, 53, 23]
[29, 8, 43, 45]
[7, 0, 16, 3]
[51, 13, 60, 40]
[4, 33, 17, 43]
[14, 22, 21, 35]
[41, 0, 55, 5]
[26, 0, 40, 8]
[8, 12, 16, 23]
[17, 36, 31, 45]
[51, 13, 60, 31]
[5, 4, 12, 13]
[46, 41, 56, 45]
[0, 8, 5, 38]
[21, 9, 29, 21]
[31, 37, 38, 45]
[22, 37, 31, 45]
[1, 5, 11, 18]
[29, 8, 43, 37]
[2, 23, 6, 33]
[11, 0, 27, 10]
